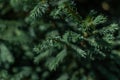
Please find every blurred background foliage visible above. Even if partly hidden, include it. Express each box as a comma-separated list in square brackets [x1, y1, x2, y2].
[0, 0, 120, 80]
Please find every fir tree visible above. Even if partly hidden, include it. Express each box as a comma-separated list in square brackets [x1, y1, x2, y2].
[0, 0, 120, 80]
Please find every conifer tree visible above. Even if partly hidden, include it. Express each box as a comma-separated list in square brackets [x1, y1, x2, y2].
[0, 0, 120, 80]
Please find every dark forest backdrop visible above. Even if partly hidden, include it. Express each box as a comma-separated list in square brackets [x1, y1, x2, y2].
[0, 0, 120, 80]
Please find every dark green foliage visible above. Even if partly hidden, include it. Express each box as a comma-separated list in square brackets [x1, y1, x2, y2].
[0, 0, 120, 80]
